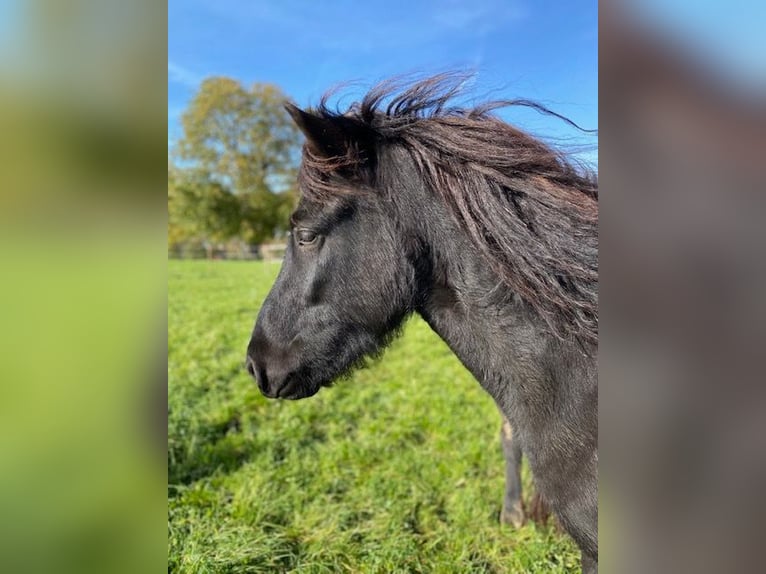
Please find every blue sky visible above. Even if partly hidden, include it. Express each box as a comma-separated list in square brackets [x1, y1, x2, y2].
[169, 0, 598, 165]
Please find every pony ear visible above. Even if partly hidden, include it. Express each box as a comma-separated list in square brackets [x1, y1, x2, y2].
[284, 102, 371, 160]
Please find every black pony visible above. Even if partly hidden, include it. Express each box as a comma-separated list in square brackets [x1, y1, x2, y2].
[246, 74, 598, 572]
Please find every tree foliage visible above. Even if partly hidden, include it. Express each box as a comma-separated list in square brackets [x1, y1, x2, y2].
[168, 164, 241, 252]
[170, 78, 300, 248]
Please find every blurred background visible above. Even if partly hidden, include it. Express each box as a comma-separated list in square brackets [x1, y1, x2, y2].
[600, 1, 766, 573]
[0, 0, 763, 572]
[0, 1, 166, 573]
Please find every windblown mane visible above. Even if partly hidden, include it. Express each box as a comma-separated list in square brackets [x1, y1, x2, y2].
[298, 73, 598, 347]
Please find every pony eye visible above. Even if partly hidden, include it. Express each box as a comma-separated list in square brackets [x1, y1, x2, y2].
[296, 229, 318, 246]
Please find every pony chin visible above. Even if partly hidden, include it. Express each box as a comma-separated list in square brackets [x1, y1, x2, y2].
[279, 384, 321, 400]
[275, 373, 324, 400]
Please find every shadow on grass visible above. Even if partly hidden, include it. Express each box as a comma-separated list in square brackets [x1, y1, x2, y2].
[169, 433, 252, 487]
[168, 412, 331, 491]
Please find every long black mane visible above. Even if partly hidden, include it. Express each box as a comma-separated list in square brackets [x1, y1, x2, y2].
[298, 74, 598, 347]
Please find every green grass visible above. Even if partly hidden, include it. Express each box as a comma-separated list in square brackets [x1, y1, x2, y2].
[168, 260, 580, 573]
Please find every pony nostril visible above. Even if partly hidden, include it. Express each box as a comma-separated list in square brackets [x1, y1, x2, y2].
[245, 356, 257, 378]
[245, 355, 275, 396]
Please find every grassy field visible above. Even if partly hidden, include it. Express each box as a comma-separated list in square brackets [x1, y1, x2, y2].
[168, 260, 580, 573]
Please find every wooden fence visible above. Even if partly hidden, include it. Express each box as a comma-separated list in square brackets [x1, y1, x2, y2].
[168, 242, 287, 262]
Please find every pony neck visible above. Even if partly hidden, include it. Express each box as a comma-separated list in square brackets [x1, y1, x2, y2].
[414, 228, 545, 411]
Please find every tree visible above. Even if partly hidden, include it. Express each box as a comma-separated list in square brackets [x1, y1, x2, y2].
[168, 163, 242, 258]
[174, 78, 300, 244]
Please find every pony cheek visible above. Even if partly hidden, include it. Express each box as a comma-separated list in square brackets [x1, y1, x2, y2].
[306, 275, 329, 306]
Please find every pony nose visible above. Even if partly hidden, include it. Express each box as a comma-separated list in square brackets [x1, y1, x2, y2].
[245, 354, 290, 398]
